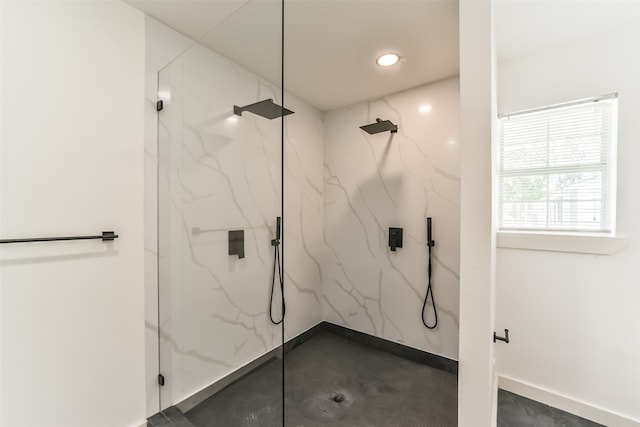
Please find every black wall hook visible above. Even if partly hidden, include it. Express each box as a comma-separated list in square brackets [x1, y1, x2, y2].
[493, 329, 509, 344]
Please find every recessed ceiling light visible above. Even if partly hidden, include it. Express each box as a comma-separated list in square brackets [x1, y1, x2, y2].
[376, 53, 400, 67]
[418, 105, 432, 114]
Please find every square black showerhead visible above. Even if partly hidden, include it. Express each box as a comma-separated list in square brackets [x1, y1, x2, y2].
[233, 99, 294, 120]
[360, 118, 398, 135]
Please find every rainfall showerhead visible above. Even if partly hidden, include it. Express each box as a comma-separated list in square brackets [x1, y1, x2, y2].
[360, 118, 398, 135]
[233, 99, 294, 120]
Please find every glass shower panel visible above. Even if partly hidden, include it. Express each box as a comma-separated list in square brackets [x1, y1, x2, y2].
[157, 3, 284, 421]
[282, 1, 461, 426]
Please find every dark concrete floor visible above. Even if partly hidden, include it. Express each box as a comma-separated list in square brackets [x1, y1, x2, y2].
[186, 357, 282, 427]
[283, 331, 458, 426]
[179, 331, 603, 427]
[497, 389, 605, 427]
[185, 330, 457, 427]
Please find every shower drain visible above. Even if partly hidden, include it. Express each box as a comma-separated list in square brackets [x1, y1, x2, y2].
[329, 392, 346, 403]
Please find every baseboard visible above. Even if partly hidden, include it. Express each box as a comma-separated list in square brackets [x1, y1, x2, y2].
[168, 322, 325, 415]
[285, 321, 458, 374]
[175, 348, 281, 414]
[283, 321, 324, 353]
[323, 322, 459, 375]
[499, 376, 640, 427]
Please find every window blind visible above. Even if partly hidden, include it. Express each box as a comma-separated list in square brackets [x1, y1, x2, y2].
[498, 95, 617, 233]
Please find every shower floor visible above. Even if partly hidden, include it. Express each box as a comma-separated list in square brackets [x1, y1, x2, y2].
[185, 330, 458, 427]
[497, 389, 604, 427]
[149, 328, 603, 427]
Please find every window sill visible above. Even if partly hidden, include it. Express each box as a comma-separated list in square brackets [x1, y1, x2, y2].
[497, 231, 628, 255]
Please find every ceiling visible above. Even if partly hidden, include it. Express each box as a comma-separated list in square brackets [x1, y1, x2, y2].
[495, 1, 640, 62]
[125, 0, 640, 111]
[125, 0, 459, 112]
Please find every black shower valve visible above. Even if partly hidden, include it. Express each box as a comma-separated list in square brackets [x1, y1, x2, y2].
[228, 230, 245, 259]
[389, 227, 403, 252]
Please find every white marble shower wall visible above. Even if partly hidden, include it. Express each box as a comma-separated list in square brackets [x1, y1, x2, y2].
[282, 98, 326, 342]
[322, 77, 460, 360]
[155, 40, 324, 408]
[147, 14, 459, 410]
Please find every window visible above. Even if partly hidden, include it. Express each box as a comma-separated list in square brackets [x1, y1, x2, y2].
[498, 94, 617, 233]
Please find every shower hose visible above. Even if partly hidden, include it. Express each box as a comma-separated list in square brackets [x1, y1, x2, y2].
[269, 220, 285, 325]
[422, 218, 438, 329]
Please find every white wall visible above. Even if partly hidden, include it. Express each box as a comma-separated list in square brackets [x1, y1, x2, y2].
[496, 24, 640, 423]
[0, 2, 146, 427]
[458, 1, 497, 425]
[322, 77, 460, 360]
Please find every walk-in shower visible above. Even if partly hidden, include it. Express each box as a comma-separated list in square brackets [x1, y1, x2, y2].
[150, 1, 461, 426]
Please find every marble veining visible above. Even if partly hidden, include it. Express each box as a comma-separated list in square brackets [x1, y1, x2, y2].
[322, 77, 460, 359]
[155, 39, 324, 408]
[158, 325, 234, 369]
[147, 16, 459, 413]
[285, 271, 321, 305]
[324, 163, 377, 259]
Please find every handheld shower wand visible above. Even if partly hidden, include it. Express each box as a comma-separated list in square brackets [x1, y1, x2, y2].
[269, 216, 285, 324]
[422, 217, 438, 329]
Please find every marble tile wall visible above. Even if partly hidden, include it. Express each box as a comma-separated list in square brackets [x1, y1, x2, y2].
[152, 30, 324, 409]
[146, 17, 460, 413]
[322, 77, 460, 360]
[282, 97, 325, 342]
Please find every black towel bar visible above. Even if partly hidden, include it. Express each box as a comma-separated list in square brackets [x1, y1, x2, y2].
[0, 231, 118, 244]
